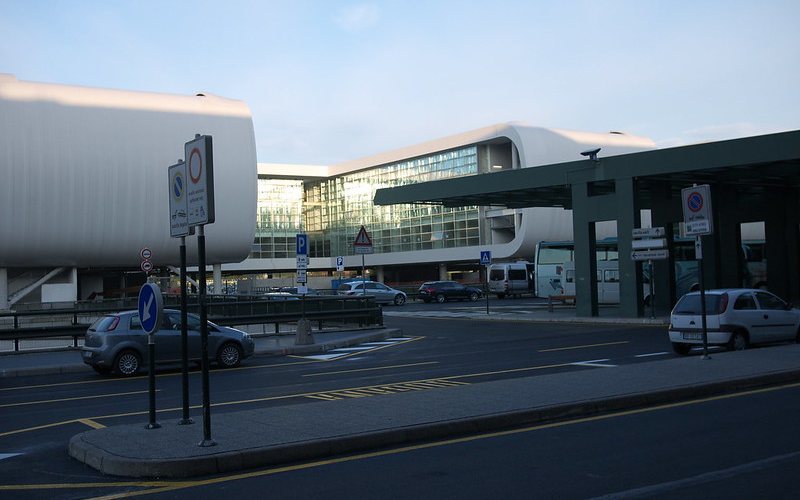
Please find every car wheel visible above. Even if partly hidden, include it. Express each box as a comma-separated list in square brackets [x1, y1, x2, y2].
[393, 294, 406, 306]
[796, 328, 800, 344]
[468, 291, 479, 301]
[436, 294, 446, 304]
[496, 293, 505, 299]
[217, 342, 243, 368]
[114, 350, 141, 376]
[727, 331, 748, 351]
[671, 342, 691, 356]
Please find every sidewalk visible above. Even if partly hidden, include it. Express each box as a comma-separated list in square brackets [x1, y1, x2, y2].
[68, 344, 800, 478]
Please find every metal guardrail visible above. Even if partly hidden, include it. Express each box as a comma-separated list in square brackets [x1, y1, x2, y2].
[0, 295, 383, 352]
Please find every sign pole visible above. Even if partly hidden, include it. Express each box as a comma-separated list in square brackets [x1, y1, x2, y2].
[648, 259, 655, 319]
[198, 225, 215, 446]
[179, 236, 192, 425]
[485, 264, 490, 315]
[138, 283, 163, 430]
[361, 254, 366, 295]
[146, 332, 159, 429]
[697, 236, 710, 359]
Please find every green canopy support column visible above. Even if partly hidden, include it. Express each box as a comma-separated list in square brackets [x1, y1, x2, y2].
[571, 181, 598, 317]
[615, 177, 643, 318]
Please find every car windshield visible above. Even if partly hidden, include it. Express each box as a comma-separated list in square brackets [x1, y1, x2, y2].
[673, 294, 723, 314]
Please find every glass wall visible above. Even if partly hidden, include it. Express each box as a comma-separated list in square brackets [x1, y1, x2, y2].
[250, 179, 304, 259]
[250, 146, 481, 260]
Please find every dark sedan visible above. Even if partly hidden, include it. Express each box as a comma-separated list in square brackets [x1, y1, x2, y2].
[418, 281, 483, 303]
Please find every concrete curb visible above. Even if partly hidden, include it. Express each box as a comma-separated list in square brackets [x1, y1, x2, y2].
[68, 368, 800, 478]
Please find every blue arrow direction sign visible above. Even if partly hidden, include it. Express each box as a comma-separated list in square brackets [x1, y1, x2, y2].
[138, 283, 164, 335]
[480, 250, 492, 265]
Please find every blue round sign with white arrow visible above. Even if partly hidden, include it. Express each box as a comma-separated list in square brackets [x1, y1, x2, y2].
[138, 283, 164, 335]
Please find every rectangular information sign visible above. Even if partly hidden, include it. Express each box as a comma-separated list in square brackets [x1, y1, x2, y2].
[185, 135, 215, 226]
[168, 161, 192, 237]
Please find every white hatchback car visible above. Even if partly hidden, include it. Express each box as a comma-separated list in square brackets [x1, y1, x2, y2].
[669, 289, 800, 355]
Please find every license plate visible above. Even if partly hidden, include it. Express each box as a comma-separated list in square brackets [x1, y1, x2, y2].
[682, 332, 703, 341]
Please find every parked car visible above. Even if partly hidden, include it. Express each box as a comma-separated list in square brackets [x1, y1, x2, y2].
[278, 286, 319, 296]
[81, 309, 255, 376]
[668, 289, 800, 355]
[336, 281, 407, 305]
[418, 281, 483, 303]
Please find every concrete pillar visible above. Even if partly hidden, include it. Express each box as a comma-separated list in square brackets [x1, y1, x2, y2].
[0, 268, 8, 310]
[213, 264, 222, 295]
[376, 266, 385, 283]
[615, 178, 643, 318]
[438, 263, 448, 281]
[650, 182, 678, 313]
[571, 182, 598, 317]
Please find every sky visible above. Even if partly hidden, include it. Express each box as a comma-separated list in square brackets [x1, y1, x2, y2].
[1, 0, 798, 165]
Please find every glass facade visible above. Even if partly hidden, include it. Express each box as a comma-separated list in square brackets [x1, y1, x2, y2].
[251, 179, 304, 259]
[249, 146, 481, 260]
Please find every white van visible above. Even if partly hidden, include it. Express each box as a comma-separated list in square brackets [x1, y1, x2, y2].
[562, 261, 652, 304]
[488, 262, 535, 299]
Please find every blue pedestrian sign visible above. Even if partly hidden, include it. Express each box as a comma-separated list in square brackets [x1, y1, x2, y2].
[296, 233, 308, 256]
[138, 283, 163, 335]
[480, 250, 492, 265]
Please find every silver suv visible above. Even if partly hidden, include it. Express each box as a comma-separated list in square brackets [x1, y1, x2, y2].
[337, 281, 407, 306]
[81, 309, 255, 376]
[668, 289, 800, 355]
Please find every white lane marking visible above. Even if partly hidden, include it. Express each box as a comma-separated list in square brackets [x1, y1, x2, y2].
[0, 453, 21, 461]
[329, 346, 378, 352]
[589, 450, 800, 499]
[302, 354, 345, 361]
[570, 359, 617, 368]
[635, 352, 669, 358]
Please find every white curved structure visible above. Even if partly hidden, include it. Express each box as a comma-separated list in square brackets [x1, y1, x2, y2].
[0, 74, 257, 268]
[237, 123, 656, 277]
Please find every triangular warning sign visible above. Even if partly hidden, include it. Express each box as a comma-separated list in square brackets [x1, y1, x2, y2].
[354, 225, 373, 246]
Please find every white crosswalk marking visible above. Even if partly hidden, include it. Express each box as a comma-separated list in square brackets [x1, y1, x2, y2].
[297, 337, 415, 361]
[0, 453, 21, 461]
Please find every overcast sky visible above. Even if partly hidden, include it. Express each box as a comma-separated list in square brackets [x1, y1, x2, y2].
[2, 0, 798, 165]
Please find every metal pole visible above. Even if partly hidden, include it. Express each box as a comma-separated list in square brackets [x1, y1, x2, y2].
[179, 236, 192, 425]
[648, 259, 655, 320]
[361, 254, 366, 296]
[145, 333, 160, 429]
[198, 225, 216, 446]
[485, 264, 490, 315]
[697, 235, 710, 360]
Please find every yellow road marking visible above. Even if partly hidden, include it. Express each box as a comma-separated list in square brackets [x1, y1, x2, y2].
[35, 381, 795, 500]
[538, 341, 629, 352]
[0, 390, 158, 409]
[78, 418, 106, 429]
[0, 361, 571, 438]
[0, 481, 186, 491]
[303, 361, 438, 377]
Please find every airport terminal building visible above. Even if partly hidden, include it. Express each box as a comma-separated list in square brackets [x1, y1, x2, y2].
[8, 75, 796, 313]
[228, 124, 655, 287]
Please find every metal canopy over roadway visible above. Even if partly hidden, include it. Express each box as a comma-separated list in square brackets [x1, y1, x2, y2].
[374, 131, 800, 210]
[374, 130, 800, 318]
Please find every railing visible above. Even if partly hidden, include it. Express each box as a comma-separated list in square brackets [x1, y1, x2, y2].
[0, 295, 383, 352]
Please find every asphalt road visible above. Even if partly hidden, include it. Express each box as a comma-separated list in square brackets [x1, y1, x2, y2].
[120, 383, 800, 500]
[1, 313, 779, 499]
